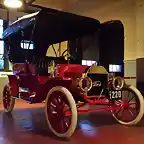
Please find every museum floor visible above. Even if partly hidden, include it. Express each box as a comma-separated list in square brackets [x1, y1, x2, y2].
[0, 101, 144, 144]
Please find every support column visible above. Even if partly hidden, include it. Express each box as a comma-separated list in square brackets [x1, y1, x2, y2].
[68, 38, 82, 64]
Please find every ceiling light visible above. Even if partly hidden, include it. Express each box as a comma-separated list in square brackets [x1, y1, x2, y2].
[4, 0, 22, 8]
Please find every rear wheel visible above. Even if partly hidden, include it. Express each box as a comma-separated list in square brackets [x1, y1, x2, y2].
[3, 84, 15, 113]
[45, 86, 77, 138]
[110, 85, 144, 125]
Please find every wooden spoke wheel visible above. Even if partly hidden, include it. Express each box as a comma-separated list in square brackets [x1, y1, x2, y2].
[110, 85, 144, 125]
[3, 84, 15, 113]
[45, 86, 77, 138]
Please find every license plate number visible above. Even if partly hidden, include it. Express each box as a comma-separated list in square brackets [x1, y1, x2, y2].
[109, 90, 122, 99]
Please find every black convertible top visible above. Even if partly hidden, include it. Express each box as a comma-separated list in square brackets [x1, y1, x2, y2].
[3, 8, 100, 45]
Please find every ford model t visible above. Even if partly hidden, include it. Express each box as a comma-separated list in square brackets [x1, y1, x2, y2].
[2, 8, 144, 138]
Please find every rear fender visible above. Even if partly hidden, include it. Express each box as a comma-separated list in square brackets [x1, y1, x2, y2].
[8, 75, 19, 97]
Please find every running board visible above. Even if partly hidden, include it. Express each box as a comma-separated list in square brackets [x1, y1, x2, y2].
[11, 96, 33, 104]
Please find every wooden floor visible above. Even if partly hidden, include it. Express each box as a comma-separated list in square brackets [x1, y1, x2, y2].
[0, 100, 144, 144]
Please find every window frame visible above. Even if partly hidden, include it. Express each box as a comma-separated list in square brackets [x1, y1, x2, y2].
[1, 19, 11, 71]
[20, 40, 34, 50]
[109, 64, 122, 72]
[82, 60, 97, 66]
[0, 20, 4, 71]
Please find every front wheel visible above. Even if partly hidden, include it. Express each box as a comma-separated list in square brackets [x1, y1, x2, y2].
[45, 86, 77, 138]
[3, 84, 15, 113]
[110, 85, 144, 125]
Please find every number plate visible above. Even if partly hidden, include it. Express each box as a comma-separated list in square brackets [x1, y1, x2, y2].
[109, 90, 122, 99]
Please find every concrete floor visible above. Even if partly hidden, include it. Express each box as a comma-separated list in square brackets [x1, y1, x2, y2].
[0, 101, 144, 144]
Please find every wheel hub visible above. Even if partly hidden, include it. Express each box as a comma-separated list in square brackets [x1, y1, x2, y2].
[56, 106, 65, 117]
[123, 100, 129, 109]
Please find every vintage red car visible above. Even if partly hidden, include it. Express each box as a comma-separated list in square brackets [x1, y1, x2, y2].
[2, 8, 144, 138]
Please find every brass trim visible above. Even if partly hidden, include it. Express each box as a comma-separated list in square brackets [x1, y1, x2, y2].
[86, 65, 108, 74]
[112, 76, 125, 90]
[79, 74, 93, 92]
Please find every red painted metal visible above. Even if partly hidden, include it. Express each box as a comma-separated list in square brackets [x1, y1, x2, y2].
[4, 61, 142, 140]
[110, 96, 140, 122]
[7, 62, 138, 113]
[84, 96, 109, 105]
[65, 106, 123, 116]
[36, 76, 51, 84]
[46, 90, 72, 134]
[58, 64, 89, 78]
[7, 63, 91, 103]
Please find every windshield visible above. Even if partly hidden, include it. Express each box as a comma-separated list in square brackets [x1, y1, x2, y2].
[46, 41, 68, 59]
[45, 32, 99, 64]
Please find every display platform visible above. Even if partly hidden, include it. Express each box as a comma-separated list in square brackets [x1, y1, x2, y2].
[0, 101, 144, 144]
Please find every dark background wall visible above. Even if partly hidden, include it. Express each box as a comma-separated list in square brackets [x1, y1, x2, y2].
[81, 32, 99, 61]
[69, 20, 124, 76]
[99, 20, 124, 76]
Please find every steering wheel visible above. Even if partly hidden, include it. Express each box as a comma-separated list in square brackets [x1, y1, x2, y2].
[61, 49, 75, 60]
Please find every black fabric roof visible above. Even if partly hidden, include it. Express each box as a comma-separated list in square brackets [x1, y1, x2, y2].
[3, 9, 100, 45]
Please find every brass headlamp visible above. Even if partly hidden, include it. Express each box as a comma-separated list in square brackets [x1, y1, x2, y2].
[78, 73, 92, 92]
[112, 76, 125, 90]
